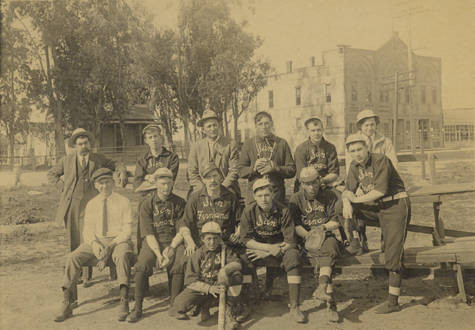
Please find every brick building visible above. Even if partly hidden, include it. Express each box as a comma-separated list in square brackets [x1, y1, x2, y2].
[242, 32, 443, 156]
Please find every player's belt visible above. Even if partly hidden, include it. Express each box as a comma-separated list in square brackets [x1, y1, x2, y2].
[380, 191, 408, 202]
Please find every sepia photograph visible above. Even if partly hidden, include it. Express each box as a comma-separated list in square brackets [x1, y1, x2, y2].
[1, 0, 474, 329]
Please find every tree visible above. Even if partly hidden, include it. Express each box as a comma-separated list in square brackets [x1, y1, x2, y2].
[13, 0, 149, 154]
[0, 3, 34, 168]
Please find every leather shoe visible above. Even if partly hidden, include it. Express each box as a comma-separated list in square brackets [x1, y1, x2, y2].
[289, 305, 306, 323]
[117, 297, 129, 321]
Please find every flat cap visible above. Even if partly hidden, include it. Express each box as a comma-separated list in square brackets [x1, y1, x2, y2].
[252, 178, 272, 193]
[201, 221, 222, 235]
[304, 117, 323, 127]
[142, 124, 162, 135]
[345, 133, 367, 147]
[200, 163, 221, 179]
[299, 166, 320, 183]
[356, 109, 380, 126]
[91, 168, 114, 182]
[254, 111, 273, 123]
[197, 110, 218, 127]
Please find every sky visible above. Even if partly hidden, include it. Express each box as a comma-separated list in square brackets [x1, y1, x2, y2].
[139, 0, 475, 110]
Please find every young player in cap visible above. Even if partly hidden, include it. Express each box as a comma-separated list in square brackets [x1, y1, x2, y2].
[289, 167, 342, 322]
[349, 109, 399, 253]
[240, 178, 305, 323]
[342, 134, 411, 314]
[179, 164, 240, 254]
[134, 124, 179, 189]
[239, 111, 296, 203]
[293, 117, 340, 192]
[169, 222, 243, 330]
[127, 168, 187, 322]
[54, 168, 133, 322]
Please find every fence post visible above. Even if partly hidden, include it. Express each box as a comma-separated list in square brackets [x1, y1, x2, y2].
[428, 152, 437, 184]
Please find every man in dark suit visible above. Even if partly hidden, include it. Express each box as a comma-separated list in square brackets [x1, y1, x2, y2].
[48, 128, 127, 289]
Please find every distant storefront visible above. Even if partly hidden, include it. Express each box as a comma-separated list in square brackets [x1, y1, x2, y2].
[444, 108, 475, 147]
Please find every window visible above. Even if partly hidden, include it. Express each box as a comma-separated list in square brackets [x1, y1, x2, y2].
[296, 118, 302, 129]
[324, 83, 331, 103]
[432, 88, 437, 104]
[421, 85, 426, 104]
[268, 90, 274, 108]
[384, 90, 389, 103]
[295, 87, 301, 106]
[351, 83, 358, 101]
[398, 87, 403, 104]
[349, 123, 355, 134]
[366, 87, 372, 103]
[383, 122, 391, 138]
[326, 93, 332, 103]
[326, 115, 333, 129]
[405, 88, 410, 104]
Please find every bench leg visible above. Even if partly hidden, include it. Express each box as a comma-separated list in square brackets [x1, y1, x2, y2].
[454, 263, 468, 304]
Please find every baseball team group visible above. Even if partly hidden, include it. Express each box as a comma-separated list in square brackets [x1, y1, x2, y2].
[48, 108, 410, 328]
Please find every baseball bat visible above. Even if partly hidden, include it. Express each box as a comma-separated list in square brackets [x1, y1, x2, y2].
[218, 243, 226, 330]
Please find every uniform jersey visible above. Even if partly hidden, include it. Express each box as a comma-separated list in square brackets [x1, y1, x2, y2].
[139, 192, 186, 245]
[289, 189, 338, 231]
[184, 245, 239, 286]
[134, 147, 179, 190]
[346, 153, 405, 197]
[179, 186, 239, 245]
[240, 201, 296, 245]
[294, 138, 340, 180]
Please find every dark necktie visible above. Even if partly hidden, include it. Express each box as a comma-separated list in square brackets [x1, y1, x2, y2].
[81, 157, 87, 169]
[102, 198, 108, 236]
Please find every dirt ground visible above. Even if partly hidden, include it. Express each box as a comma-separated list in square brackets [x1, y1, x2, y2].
[1, 161, 475, 330]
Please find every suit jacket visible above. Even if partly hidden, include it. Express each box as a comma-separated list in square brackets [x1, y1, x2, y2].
[187, 136, 240, 196]
[47, 152, 118, 225]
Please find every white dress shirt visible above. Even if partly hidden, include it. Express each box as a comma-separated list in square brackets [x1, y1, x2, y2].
[83, 191, 133, 246]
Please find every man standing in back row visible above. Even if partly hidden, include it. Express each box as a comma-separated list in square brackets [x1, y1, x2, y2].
[187, 110, 241, 199]
[239, 111, 296, 203]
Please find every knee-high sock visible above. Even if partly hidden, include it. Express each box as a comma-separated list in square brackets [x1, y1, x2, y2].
[287, 268, 301, 307]
[134, 271, 146, 310]
[170, 273, 184, 306]
[388, 271, 401, 305]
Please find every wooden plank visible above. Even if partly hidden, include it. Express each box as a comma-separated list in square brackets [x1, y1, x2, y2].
[364, 219, 475, 238]
[455, 264, 468, 303]
[408, 183, 475, 197]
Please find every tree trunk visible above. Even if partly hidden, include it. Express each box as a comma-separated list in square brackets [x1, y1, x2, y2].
[8, 127, 15, 170]
[183, 115, 190, 158]
[232, 92, 239, 142]
[223, 109, 229, 138]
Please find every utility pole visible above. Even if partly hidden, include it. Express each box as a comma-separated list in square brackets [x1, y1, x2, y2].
[393, 72, 399, 149]
[393, 2, 430, 154]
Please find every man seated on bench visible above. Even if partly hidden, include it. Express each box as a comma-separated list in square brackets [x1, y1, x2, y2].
[128, 168, 187, 323]
[289, 166, 341, 322]
[240, 178, 305, 324]
[341, 134, 411, 314]
[55, 168, 134, 322]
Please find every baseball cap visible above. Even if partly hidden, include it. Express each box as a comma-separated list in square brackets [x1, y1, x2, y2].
[304, 117, 323, 127]
[91, 168, 114, 182]
[299, 167, 320, 183]
[201, 221, 222, 235]
[142, 124, 162, 135]
[345, 133, 367, 148]
[152, 167, 173, 180]
[356, 109, 380, 126]
[252, 178, 272, 193]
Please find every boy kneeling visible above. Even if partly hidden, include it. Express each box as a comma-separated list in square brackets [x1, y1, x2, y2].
[170, 221, 243, 329]
[289, 167, 342, 322]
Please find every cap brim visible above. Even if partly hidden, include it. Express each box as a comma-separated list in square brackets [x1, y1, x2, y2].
[69, 132, 94, 148]
[134, 181, 156, 193]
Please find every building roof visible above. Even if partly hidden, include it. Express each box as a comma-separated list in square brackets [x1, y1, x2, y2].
[108, 104, 157, 123]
